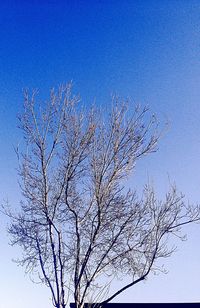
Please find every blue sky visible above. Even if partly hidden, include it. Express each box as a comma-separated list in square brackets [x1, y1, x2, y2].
[1, 1, 200, 307]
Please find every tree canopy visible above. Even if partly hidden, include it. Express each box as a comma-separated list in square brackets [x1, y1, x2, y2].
[6, 84, 200, 308]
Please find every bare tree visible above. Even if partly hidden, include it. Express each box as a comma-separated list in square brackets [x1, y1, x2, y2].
[6, 84, 200, 308]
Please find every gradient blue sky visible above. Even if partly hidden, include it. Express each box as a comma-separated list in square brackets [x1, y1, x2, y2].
[1, 1, 200, 307]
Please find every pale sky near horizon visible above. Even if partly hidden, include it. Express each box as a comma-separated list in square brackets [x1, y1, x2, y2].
[1, 1, 200, 307]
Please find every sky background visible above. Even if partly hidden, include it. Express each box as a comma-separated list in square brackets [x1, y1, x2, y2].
[1, 0, 200, 307]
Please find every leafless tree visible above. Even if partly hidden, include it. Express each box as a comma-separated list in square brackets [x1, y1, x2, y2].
[5, 84, 200, 308]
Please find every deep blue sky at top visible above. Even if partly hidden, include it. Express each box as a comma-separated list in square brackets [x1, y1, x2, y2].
[1, 1, 200, 307]
[1, 0, 199, 102]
